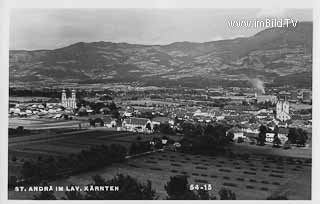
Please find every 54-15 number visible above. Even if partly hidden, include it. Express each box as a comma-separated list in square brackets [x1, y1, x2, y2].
[189, 184, 212, 191]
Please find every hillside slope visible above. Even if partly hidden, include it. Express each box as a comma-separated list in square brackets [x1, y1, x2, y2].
[9, 22, 312, 88]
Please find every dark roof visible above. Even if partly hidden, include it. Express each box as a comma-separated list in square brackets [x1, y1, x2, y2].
[103, 116, 116, 123]
[46, 98, 60, 103]
[244, 132, 258, 138]
[152, 117, 170, 123]
[124, 117, 149, 125]
[278, 128, 289, 134]
[224, 105, 259, 112]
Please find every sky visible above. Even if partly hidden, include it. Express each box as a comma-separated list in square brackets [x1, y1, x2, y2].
[10, 8, 312, 50]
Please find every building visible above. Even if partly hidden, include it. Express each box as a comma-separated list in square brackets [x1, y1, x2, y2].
[103, 116, 117, 128]
[61, 89, 77, 109]
[266, 132, 275, 143]
[291, 91, 298, 101]
[302, 91, 312, 103]
[122, 117, 153, 133]
[276, 99, 291, 122]
[227, 127, 245, 141]
[152, 117, 174, 127]
[278, 128, 289, 144]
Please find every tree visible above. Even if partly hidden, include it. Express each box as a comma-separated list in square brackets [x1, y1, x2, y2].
[218, 188, 236, 200]
[111, 110, 120, 119]
[85, 174, 156, 199]
[146, 123, 152, 131]
[153, 124, 160, 132]
[164, 175, 198, 199]
[273, 135, 281, 148]
[274, 125, 279, 135]
[159, 123, 174, 135]
[93, 118, 104, 127]
[16, 126, 24, 134]
[288, 128, 308, 146]
[89, 119, 95, 127]
[129, 142, 139, 155]
[181, 122, 199, 138]
[257, 125, 267, 146]
[226, 132, 234, 142]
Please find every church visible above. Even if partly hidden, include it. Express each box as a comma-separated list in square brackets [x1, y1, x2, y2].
[61, 89, 77, 109]
[276, 98, 291, 122]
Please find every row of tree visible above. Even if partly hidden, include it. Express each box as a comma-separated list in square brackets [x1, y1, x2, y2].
[18, 144, 127, 186]
[179, 123, 233, 156]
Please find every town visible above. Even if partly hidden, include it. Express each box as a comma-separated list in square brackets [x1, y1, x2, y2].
[9, 85, 312, 146]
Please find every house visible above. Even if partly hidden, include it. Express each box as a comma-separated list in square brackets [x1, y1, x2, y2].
[224, 105, 259, 114]
[46, 98, 61, 107]
[278, 128, 289, 144]
[193, 109, 214, 118]
[123, 111, 133, 117]
[244, 132, 258, 143]
[100, 107, 111, 114]
[103, 116, 117, 128]
[227, 127, 245, 141]
[122, 117, 153, 133]
[152, 117, 174, 126]
[256, 112, 268, 119]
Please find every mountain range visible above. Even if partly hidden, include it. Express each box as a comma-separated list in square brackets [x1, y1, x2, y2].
[9, 22, 312, 88]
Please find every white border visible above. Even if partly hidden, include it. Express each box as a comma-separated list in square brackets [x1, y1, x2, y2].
[0, 0, 319, 204]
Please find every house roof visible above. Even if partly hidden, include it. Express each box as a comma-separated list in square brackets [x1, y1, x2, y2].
[245, 132, 258, 138]
[123, 117, 149, 125]
[46, 98, 60, 103]
[152, 117, 170, 123]
[100, 107, 111, 112]
[224, 105, 259, 112]
[228, 127, 242, 133]
[278, 128, 289, 134]
[103, 116, 116, 123]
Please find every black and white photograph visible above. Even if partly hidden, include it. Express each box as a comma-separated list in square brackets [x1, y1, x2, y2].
[2, 0, 318, 201]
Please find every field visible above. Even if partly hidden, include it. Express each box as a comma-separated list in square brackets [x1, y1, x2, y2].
[8, 128, 311, 200]
[9, 96, 52, 102]
[9, 149, 311, 200]
[8, 129, 161, 178]
[9, 118, 83, 130]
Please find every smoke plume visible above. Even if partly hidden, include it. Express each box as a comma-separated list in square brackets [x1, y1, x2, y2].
[248, 78, 265, 94]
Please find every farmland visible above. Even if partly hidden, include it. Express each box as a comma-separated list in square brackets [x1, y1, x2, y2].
[8, 128, 311, 200]
[9, 149, 311, 200]
[9, 118, 84, 130]
[9, 129, 147, 163]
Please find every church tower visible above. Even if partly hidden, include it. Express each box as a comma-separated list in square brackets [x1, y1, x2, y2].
[61, 89, 77, 109]
[276, 98, 290, 122]
[72, 89, 76, 100]
[62, 89, 67, 107]
[71, 89, 76, 108]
